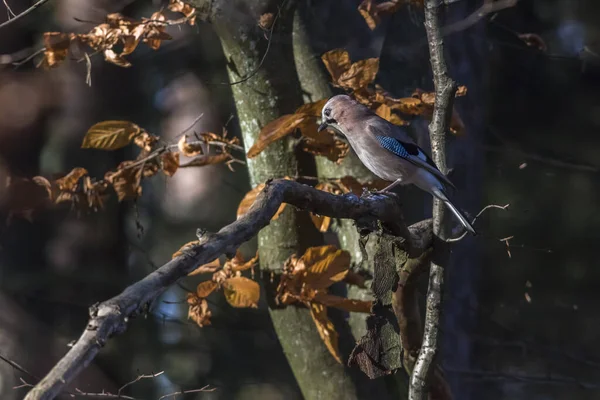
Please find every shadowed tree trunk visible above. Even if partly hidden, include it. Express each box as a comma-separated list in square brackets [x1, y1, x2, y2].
[192, 1, 362, 398]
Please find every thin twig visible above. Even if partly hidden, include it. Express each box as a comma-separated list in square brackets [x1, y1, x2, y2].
[0, 0, 50, 30]
[410, 1, 457, 399]
[118, 371, 164, 396]
[157, 385, 215, 399]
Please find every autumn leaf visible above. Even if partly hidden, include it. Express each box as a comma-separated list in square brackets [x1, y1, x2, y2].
[237, 183, 287, 221]
[314, 292, 372, 313]
[168, 0, 197, 25]
[104, 49, 132, 67]
[188, 259, 221, 276]
[302, 245, 351, 290]
[187, 293, 212, 327]
[134, 132, 159, 152]
[321, 49, 352, 83]
[298, 118, 350, 163]
[222, 276, 260, 308]
[229, 251, 259, 272]
[179, 153, 231, 168]
[39, 32, 72, 69]
[82, 121, 141, 150]
[173, 240, 198, 259]
[83, 176, 109, 211]
[177, 135, 204, 157]
[310, 302, 341, 363]
[358, 0, 407, 30]
[56, 167, 88, 191]
[161, 152, 179, 176]
[196, 280, 218, 298]
[247, 114, 307, 158]
[104, 161, 142, 201]
[337, 58, 379, 90]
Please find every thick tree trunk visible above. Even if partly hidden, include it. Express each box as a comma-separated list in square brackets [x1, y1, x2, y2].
[194, 1, 361, 398]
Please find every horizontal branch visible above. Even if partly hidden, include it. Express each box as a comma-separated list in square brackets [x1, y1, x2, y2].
[25, 179, 417, 400]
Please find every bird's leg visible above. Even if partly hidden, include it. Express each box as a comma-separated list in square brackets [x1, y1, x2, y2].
[374, 179, 402, 194]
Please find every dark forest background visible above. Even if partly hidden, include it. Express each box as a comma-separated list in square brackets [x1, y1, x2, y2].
[1, 0, 599, 399]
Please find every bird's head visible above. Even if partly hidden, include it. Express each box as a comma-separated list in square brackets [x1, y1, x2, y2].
[318, 95, 360, 137]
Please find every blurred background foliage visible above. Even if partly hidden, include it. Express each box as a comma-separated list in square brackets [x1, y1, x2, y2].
[0, 0, 599, 399]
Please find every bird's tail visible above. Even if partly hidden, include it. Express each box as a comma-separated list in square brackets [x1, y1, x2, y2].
[431, 188, 477, 235]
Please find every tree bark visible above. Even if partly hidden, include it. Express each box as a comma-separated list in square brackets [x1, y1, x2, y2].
[199, 1, 362, 398]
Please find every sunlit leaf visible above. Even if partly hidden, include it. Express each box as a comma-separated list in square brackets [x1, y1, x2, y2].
[188, 259, 221, 276]
[173, 240, 199, 259]
[314, 292, 372, 313]
[168, 0, 197, 25]
[103, 49, 132, 67]
[178, 135, 204, 157]
[39, 32, 72, 69]
[222, 276, 260, 308]
[161, 151, 179, 176]
[302, 245, 351, 290]
[337, 58, 379, 90]
[229, 251, 259, 272]
[309, 302, 341, 363]
[196, 280, 218, 298]
[82, 121, 141, 150]
[187, 293, 211, 327]
[321, 49, 352, 83]
[55, 167, 88, 191]
[134, 131, 159, 152]
[247, 114, 307, 158]
[310, 214, 332, 233]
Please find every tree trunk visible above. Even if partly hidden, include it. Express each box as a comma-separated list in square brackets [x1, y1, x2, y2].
[194, 1, 361, 398]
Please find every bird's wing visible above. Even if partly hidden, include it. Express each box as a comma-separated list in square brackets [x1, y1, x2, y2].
[372, 132, 456, 190]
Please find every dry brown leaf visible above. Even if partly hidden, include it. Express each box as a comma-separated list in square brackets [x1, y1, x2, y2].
[321, 49, 352, 83]
[168, 0, 197, 25]
[56, 167, 88, 191]
[188, 259, 221, 276]
[196, 280, 218, 298]
[83, 176, 109, 210]
[173, 240, 199, 259]
[187, 293, 212, 327]
[82, 121, 141, 150]
[314, 292, 372, 313]
[298, 117, 350, 163]
[177, 135, 204, 157]
[337, 58, 379, 90]
[310, 214, 332, 233]
[237, 183, 287, 220]
[134, 132, 159, 152]
[247, 114, 307, 158]
[309, 302, 341, 363]
[104, 161, 142, 201]
[161, 152, 179, 176]
[302, 245, 351, 290]
[229, 251, 259, 272]
[258, 12, 274, 30]
[39, 32, 72, 69]
[179, 153, 231, 168]
[222, 276, 260, 308]
[103, 49, 132, 67]
[295, 99, 328, 117]
[358, 0, 405, 30]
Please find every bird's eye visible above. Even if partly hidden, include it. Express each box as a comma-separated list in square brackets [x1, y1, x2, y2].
[324, 108, 331, 117]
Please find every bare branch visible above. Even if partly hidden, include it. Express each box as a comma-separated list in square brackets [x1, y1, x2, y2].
[24, 179, 416, 400]
[410, 0, 457, 399]
[0, 0, 50, 31]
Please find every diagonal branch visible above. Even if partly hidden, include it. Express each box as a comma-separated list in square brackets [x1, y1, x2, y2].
[24, 179, 416, 400]
[410, 0, 458, 399]
[0, 0, 50, 30]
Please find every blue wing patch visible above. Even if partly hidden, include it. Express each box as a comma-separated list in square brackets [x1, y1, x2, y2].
[375, 135, 411, 158]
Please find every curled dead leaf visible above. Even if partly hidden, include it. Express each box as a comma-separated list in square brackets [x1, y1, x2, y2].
[247, 114, 307, 158]
[178, 135, 204, 157]
[196, 280, 218, 298]
[39, 32, 73, 69]
[168, 0, 197, 25]
[104, 161, 142, 201]
[310, 302, 341, 363]
[134, 132, 159, 152]
[56, 167, 88, 191]
[222, 276, 260, 308]
[82, 121, 141, 150]
[321, 49, 379, 90]
[322, 49, 352, 83]
[160, 152, 179, 176]
[187, 293, 212, 327]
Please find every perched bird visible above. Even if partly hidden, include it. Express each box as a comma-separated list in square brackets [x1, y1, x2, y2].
[318, 94, 476, 235]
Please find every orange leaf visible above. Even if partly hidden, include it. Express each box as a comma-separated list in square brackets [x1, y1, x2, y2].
[188, 259, 221, 276]
[161, 152, 179, 176]
[196, 280, 218, 298]
[168, 0, 197, 25]
[301, 245, 351, 290]
[237, 183, 286, 220]
[39, 32, 72, 69]
[133, 131, 159, 152]
[228, 251, 259, 272]
[103, 49, 132, 67]
[173, 240, 199, 259]
[82, 121, 141, 150]
[104, 161, 142, 201]
[321, 49, 352, 83]
[55, 167, 88, 191]
[337, 58, 379, 90]
[177, 135, 204, 157]
[309, 302, 341, 363]
[187, 293, 211, 327]
[247, 114, 307, 158]
[314, 292, 372, 313]
[222, 276, 260, 308]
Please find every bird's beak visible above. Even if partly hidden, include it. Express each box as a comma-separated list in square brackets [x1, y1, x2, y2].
[317, 122, 328, 132]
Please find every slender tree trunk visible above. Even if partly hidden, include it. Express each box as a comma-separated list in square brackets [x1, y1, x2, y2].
[195, 1, 361, 398]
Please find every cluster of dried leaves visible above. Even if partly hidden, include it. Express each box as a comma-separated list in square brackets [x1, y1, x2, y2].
[178, 242, 371, 363]
[174, 248, 260, 327]
[39, 0, 195, 69]
[3, 120, 239, 221]
[236, 175, 387, 232]
[276, 245, 371, 362]
[358, 0, 423, 30]
[248, 48, 467, 163]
